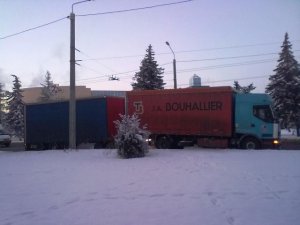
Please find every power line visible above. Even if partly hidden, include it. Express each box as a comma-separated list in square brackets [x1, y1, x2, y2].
[0, 16, 68, 40]
[204, 75, 267, 84]
[74, 57, 278, 84]
[165, 75, 269, 88]
[164, 59, 276, 74]
[81, 42, 300, 61]
[76, 65, 138, 82]
[64, 54, 300, 85]
[168, 40, 300, 53]
[20, 53, 300, 89]
[0, 0, 194, 40]
[77, 0, 194, 17]
[177, 50, 300, 63]
[77, 50, 295, 79]
[77, 64, 107, 77]
[76, 48, 117, 73]
[174, 55, 299, 73]
[160, 62, 173, 66]
[18, 52, 290, 89]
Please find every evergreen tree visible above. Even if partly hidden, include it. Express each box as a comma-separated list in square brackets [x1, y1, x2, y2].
[233, 81, 256, 93]
[114, 114, 149, 158]
[132, 45, 165, 90]
[6, 75, 24, 138]
[40, 71, 61, 102]
[0, 82, 5, 124]
[266, 33, 300, 133]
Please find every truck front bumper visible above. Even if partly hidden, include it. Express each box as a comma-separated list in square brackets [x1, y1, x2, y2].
[262, 139, 280, 149]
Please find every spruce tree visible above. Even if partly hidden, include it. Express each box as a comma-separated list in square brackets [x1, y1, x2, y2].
[233, 81, 256, 93]
[114, 114, 149, 158]
[266, 33, 300, 133]
[0, 82, 5, 124]
[40, 71, 61, 102]
[6, 75, 24, 138]
[132, 45, 165, 90]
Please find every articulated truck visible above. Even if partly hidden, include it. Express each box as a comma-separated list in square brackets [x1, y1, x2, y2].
[127, 86, 280, 149]
[25, 97, 124, 150]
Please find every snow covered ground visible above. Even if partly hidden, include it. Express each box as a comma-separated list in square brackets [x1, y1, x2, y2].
[0, 148, 299, 225]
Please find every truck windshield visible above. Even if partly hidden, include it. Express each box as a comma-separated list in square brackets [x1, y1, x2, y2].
[253, 105, 274, 123]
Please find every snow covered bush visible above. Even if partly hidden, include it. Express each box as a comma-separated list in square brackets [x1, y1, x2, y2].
[114, 114, 149, 159]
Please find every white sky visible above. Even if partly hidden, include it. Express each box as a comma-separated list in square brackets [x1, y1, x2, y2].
[0, 0, 300, 92]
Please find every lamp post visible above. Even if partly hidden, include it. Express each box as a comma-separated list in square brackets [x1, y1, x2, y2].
[69, 0, 92, 149]
[165, 41, 177, 89]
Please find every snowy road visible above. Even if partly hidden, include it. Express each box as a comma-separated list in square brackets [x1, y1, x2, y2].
[0, 149, 299, 225]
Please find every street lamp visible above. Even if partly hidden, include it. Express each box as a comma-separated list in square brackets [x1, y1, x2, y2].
[69, 0, 92, 149]
[165, 41, 177, 89]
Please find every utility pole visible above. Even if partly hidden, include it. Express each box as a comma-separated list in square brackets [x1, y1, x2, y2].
[69, 11, 76, 149]
[172, 57, 177, 89]
[69, 0, 92, 149]
[165, 41, 177, 89]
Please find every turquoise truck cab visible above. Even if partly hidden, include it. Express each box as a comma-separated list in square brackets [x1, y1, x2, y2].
[234, 93, 280, 149]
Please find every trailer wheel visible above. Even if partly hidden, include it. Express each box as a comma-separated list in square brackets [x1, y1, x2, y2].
[172, 137, 184, 149]
[155, 136, 172, 149]
[42, 143, 51, 150]
[241, 137, 261, 149]
[105, 141, 116, 149]
[4, 143, 10, 147]
[94, 142, 105, 149]
[25, 144, 32, 151]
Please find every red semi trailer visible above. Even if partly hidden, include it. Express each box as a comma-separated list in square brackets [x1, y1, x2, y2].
[126, 86, 279, 149]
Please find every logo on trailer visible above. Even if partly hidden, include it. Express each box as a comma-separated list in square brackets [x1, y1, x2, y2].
[133, 101, 144, 114]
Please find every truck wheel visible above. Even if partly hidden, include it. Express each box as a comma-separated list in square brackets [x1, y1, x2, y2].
[155, 136, 172, 149]
[172, 137, 184, 149]
[241, 137, 260, 149]
[5, 143, 10, 147]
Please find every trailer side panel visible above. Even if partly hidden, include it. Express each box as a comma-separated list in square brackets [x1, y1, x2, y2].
[127, 87, 233, 137]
